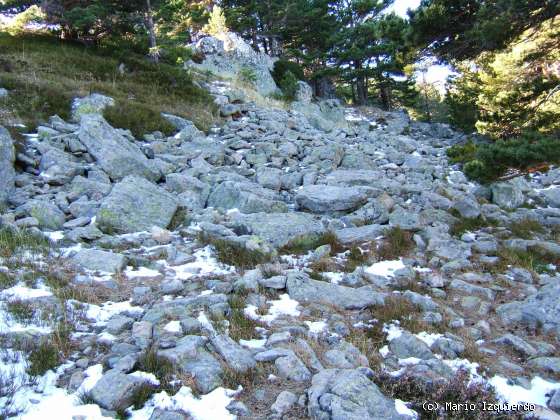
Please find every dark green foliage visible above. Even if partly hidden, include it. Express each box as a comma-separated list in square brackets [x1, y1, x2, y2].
[447, 134, 560, 183]
[509, 219, 545, 240]
[130, 383, 156, 410]
[103, 101, 176, 138]
[271, 59, 305, 86]
[27, 340, 60, 376]
[409, 0, 560, 61]
[278, 71, 299, 100]
[0, 271, 17, 290]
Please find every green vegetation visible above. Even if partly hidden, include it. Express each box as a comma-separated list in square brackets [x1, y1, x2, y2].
[377, 227, 415, 260]
[447, 134, 560, 183]
[27, 339, 60, 376]
[198, 233, 272, 270]
[0, 32, 216, 134]
[279, 231, 342, 255]
[6, 300, 34, 324]
[509, 219, 545, 239]
[449, 210, 497, 236]
[0, 227, 50, 258]
[227, 294, 264, 342]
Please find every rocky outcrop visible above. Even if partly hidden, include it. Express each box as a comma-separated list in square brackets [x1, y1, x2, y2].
[0, 126, 15, 205]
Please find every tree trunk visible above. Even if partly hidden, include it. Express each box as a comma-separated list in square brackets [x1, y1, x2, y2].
[145, 0, 159, 63]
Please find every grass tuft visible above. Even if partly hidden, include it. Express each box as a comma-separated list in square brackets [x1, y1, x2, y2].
[227, 294, 264, 342]
[198, 233, 272, 270]
[377, 227, 415, 260]
[27, 339, 60, 376]
[508, 218, 545, 239]
[279, 231, 343, 255]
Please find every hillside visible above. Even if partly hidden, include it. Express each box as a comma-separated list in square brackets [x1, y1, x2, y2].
[1, 28, 560, 420]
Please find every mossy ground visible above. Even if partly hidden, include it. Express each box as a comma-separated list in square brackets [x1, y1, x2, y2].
[0, 32, 217, 136]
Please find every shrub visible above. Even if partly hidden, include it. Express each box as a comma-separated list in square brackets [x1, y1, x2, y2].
[239, 67, 257, 86]
[27, 339, 60, 376]
[278, 71, 299, 101]
[446, 133, 560, 183]
[103, 101, 177, 138]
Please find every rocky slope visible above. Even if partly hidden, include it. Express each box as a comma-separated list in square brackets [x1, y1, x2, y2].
[1, 36, 560, 420]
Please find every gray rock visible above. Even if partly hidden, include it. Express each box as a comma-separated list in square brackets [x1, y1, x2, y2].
[72, 93, 114, 120]
[89, 369, 149, 411]
[527, 357, 560, 376]
[106, 315, 134, 335]
[71, 249, 126, 273]
[334, 224, 385, 245]
[275, 353, 312, 382]
[491, 181, 524, 209]
[453, 198, 481, 218]
[97, 176, 179, 234]
[389, 332, 434, 360]
[258, 275, 287, 289]
[230, 212, 325, 248]
[295, 81, 313, 103]
[0, 127, 16, 204]
[287, 271, 385, 310]
[271, 391, 298, 416]
[542, 187, 560, 208]
[296, 185, 367, 214]
[77, 115, 160, 181]
[496, 280, 560, 338]
[209, 334, 256, 373]
[256, 167, 283, 191]
[207, 181, 287, 213]
[158, 335, 223, 393]
[149, 409, 187, 420]
[448, 279, 495, 300]
[20, 200, 65, 230]
[307, 369, 406, 420]
[493, 334, 537, 358]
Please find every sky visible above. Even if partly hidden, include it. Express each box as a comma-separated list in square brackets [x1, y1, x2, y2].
[388, 0, 454, 89]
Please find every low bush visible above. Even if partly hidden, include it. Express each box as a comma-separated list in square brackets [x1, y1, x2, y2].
[103, 101, 176, 138]
[27, 339, 60, 376]
[377, 227, 415, 260]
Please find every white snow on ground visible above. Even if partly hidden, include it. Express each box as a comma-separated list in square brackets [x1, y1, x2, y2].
[130, 371, 160, 386]
[244, 294, 301, 324]
[379, 345, 390, 357]
[44, 231, 65, 242]
[365, 259, 405, 278]
[415, 331, 443, 347]
[394, 399, 418, 418]
[171, 246, 234, 280]
[164, 320, 182, 333]
[322, 272, 344, 284]
[0, 282, 52, 300]
[305, 320, 327, 335]
[383, 323, 404, 341]
[489, 376, 560, 407]
[125, 266, 162, 280]
[197, 311, 215, 333]
[239, 338, 267, 349]
[82, 300, 144, 326]
[0, 307, 51, 334]
[5, 359, 110, 420]
[128, 386, 237, 420]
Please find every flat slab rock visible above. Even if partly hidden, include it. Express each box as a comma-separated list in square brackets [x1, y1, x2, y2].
[229, 212, 326, 248]
[286, 271, 385, 310]
[72, 248, 127, 273]
[89, 369, 149, 411]
[295, 185, 368, 214]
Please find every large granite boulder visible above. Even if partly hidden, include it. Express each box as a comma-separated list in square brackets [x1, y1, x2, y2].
[296, 185, 368, 214]
[97, 176, 179, 234]
[77, 114, 160, 181]
[0, 126, 15, 205]
[207, 181, 287, 214]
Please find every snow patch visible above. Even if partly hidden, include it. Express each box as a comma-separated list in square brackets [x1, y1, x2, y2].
[365, 259, 405, 278]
